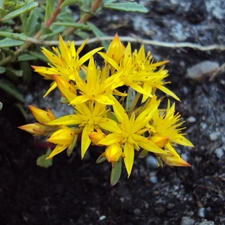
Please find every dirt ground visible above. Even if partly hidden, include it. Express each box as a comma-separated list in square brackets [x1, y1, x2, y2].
[1, 0, 225, 224]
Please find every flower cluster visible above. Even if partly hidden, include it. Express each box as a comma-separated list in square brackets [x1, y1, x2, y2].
[20, 34, 193, 185]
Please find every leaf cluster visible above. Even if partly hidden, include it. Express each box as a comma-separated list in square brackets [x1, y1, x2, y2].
[0, 0, 148, 107]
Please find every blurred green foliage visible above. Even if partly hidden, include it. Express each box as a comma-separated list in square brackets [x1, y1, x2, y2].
[0, 0, 147, 106]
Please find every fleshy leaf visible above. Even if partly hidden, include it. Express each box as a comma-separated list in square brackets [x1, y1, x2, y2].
[36, 148, 53, 168]
[110, 158, 122, 186]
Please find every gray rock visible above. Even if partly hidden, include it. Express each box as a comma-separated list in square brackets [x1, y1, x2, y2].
[215, 148, 224, 158]
[186, 61, 219, 81]
[209, 131, 221, 141]
[195, 220, 215, 225]
[180, 216, 195, 225]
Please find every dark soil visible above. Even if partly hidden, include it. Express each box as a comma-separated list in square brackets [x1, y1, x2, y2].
[1, 1, 225, 225]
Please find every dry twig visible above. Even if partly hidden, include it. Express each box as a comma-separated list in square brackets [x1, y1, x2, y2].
[26, 36, 225, 51]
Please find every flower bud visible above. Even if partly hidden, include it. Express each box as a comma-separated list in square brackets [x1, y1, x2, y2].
[18, 123, 55, 136]
[89, 128, 106, 146]
[150, 134, 169, 148]
[107, 33, 125, 64]
[29, 105, 56, 123]
[105, 144, 122, 162]
[161, 155, 191, 167]
[47, 126, 75, 145]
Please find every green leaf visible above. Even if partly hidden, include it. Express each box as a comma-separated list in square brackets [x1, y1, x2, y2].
[0, 78, 24, 102]
[87, 22, 109, 49]
[125, 87, 136, 112]
[110, 158, 122, 186]
[0, 38, 24, 47]
[1, 1, 39, 21]
[138, 149, 148, 158]
[96, 153, 107, 164]
[41, 25, 64, 39]
[103, 0, 116, 4]
[20, 61, 32, 83]
[53, 22, 90, 30]
[60, 0, 79, 9]
[45, 0, 54, 23]
[0, 31, 28, 41]
[29, 51, 48, 63]
[0, 8, 8, 19]
[18, 54, 37, 61]
[0, 66, 6, 74]
[75, 30, 89, 39]
[104, 2, 148, 13]
[0, 102, 3, 111]
[36, 148, 53, 168]
[27, 7, 41, 36]
[6, 68, 23, 77]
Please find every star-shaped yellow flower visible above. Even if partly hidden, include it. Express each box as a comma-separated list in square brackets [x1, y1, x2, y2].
[32, 36, 103, 97]
[98, 97, 167, 177]
[47, 102, 108, 158]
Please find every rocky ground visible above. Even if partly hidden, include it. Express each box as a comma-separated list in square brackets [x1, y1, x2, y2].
[1, 0, 225, 224]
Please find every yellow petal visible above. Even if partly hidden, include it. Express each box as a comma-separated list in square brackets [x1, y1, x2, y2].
[79, 47, 103, 66]
[158, 85, 180, 101]
[98, 52, 119, 70]
[48, 115, 82, 126]
[46, 145, 67, 159]
[81, 123, 93, 158]
[123, 142, 134, 177]
[98, 118, 121, 133]
[43, 81, 58, 97]
[98, 133, 124, 146]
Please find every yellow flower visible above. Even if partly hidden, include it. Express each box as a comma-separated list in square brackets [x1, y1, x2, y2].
[46, 126, 77, 159]
[32, 36, 103, 97]
[151, 101, 193, 147]
[98, 97, 167, 177]
[149, 100, 193, 167]
[99, 40, 179, 103]
[47, 102, 108, 158]
[70, 57, 116, 105]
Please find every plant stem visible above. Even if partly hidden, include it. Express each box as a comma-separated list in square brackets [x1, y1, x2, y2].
[62, 0, 103, 37]
[129, 92, 141, 113]
[0, 0, 65, 66]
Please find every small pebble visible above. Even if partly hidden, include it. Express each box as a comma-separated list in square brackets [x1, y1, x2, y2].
[198, 207, 205, 218]
[180, 216, 195, 225]
[187, 116, 196, 123]
[146, 155, 158, 168]
[99, 215, 106, 221]
[215, 148, 224, 159]
[200, 123, 207, 130]
[149, 171, 158, 183]
[209, 131, 221, 141]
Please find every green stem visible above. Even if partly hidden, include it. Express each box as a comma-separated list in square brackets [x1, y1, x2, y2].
[128, 92, 141, 114]
[0, 0, 65, 66]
